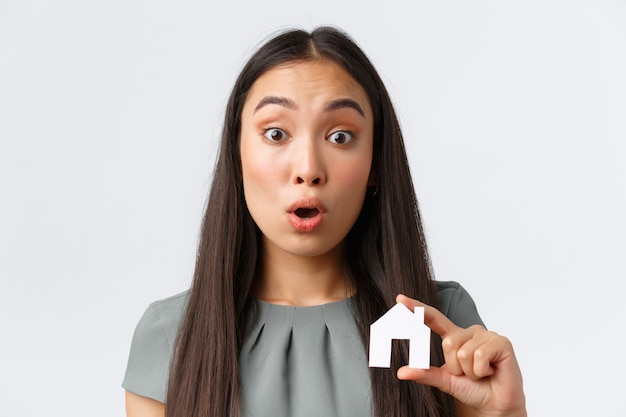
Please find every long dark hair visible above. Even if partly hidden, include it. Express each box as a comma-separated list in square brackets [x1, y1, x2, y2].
[166, 26, 454, 417]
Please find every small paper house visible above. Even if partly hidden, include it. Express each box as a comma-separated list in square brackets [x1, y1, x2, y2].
[369, 303, 430, 369]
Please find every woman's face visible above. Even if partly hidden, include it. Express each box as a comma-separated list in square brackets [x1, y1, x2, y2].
[240, 59, 374, 259]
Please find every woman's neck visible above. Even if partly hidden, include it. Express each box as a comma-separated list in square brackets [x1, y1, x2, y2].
[254, 241, 351, 306]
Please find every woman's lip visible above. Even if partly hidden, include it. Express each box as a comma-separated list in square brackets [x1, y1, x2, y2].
[287, 197, 326, 214]
[287, 197, 326, 232]
[288, 211, 324, 232]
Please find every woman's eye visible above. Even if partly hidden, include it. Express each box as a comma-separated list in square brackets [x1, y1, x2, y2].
[263, 128, 288, 142]
[328, 130, 354, 145]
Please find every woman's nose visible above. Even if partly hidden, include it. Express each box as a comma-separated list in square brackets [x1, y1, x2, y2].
[291, 139, 327, 186]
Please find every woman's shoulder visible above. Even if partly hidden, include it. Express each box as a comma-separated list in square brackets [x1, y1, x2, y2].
[139, 290, 190, 337]
[145, 290, 190, 320]
[122, 290, 190, 402]
[434, 280, 485, 328]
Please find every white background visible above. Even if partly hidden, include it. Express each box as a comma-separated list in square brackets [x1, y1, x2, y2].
[1, 1, 624, 415]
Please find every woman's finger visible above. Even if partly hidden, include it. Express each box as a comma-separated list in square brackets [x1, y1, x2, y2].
[395, 293, 457, 338]
[441, 327, 476, 377]
[396, 365, 453, 395]
[471, 333, 514, 376]
[453, 329, 495, 380]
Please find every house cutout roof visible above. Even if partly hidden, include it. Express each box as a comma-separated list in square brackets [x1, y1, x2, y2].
[369, 302, 430, 369]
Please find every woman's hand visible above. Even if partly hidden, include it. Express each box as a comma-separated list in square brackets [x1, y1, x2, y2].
[395, 294, 527, 417]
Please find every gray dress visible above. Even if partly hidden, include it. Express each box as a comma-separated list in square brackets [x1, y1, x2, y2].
[122, 281, 484, 416]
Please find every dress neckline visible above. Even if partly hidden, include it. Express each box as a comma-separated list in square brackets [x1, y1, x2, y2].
[254, 296, 352, 309]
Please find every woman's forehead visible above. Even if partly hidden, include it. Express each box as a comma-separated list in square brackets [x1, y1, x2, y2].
[243, 60, 373, 117]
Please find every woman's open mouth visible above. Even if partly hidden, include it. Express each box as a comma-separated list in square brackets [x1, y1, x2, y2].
[288, 200, 325, 232]
[294, 207, 320, 219]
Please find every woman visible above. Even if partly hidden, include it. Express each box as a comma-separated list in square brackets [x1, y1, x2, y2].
[123, 26, 526, 417]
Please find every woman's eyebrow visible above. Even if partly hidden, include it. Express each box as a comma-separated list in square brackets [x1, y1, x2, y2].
[253, 96, 365, 118]
[324, 98, 365, 117]
[254, 96, 296, 113]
